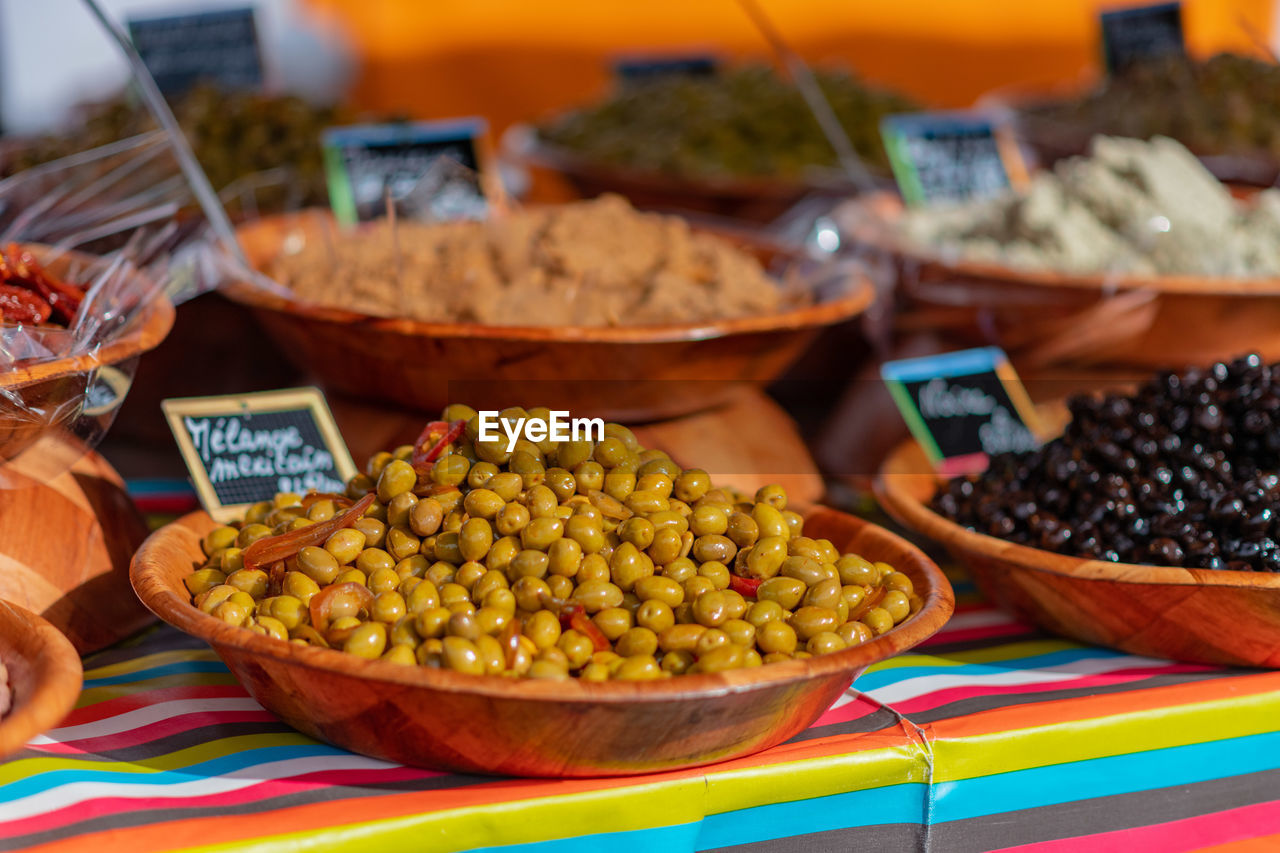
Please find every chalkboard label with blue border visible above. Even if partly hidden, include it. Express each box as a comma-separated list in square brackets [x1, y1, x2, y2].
[881, 111, 1022, 206]
[323, 119, 488, 225]
[163, 388, 358, 522]
[614, 54, 718, 82]
[127, 7, 263, 97]
[1100, 2, 1184, 75]
[881, 347, 1042, 476]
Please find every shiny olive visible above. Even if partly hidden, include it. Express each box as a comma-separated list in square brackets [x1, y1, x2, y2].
[635, 599, 675, 633]
[657, 623, 705, 653]
[743, 536, 789, 580]
[343, 622, 388, 659]
[633, 575, 684, 607]
[576, 553, 611, 583]
[647, 528, 684, 565]
[835, 554, 877, 586]
[691, 534, 736, 565]
[525, 609, 561, 649]
[299, 545, 342, 583]
[511, 576, 552, 612]
[807, 631, 845, 656]
[882, 590, 911, 623]
[547, 538, 584, 576]
[790, 606, 840, 641]
[751, 504, 789, 539]
[574, 580, 624, 612]
[441, 636, 485, 674]
[619, 517, 655, 549]
[410, 499, 444, 537]
[673, 469, 711, 503]
[695, 643, 745, 673]
[355, 548, 395, 577]
[236, 523, 272, 548]
[691, 590, 730, 627]
[757, 619, 798, 654]
[780, 555, 827, 587]
[573, 461, 605, 494]
[557, 630, 595, 669]
[593, 607, 633, 641]
[757, 576, 806, 610]
[368, 566, 401, 595]
[486, 536, 520, 574]
[186, 568, 226, 596]
[521, 517, 564, 551]
[353, 517, 387, 549]
[837, 621, 874, 647]
[377, 459, 418, 503]
[510, 549, 550, 580]
[697, 561, 730, 591]
[546, 573, 574, 600]
[804, 578, 843, 611]
[663, 557, 698, 584]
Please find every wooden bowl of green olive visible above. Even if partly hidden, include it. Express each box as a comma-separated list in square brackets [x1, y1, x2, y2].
[131, 407, 953, 777]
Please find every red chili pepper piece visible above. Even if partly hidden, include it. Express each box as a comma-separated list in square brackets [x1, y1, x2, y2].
[0, 284, 51, 325]
[411, 419, 467, 473]
[309, 582, 375, 635]
[565, 605, 610, 652]
[847, 586, 887, 623]
[300, 491, 353, 510]
[728, 574, 763, 598]
[242, 493, 375, 572]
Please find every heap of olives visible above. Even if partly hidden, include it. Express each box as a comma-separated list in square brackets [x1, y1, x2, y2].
[186, 406, 920, 680]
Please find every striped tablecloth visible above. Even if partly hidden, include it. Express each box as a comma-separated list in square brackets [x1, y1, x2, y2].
[3, 483, 1279, 852]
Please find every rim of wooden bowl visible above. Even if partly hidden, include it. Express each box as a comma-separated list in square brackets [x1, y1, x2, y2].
[874, 435, 1280, 590]
[0, 244, 176, 390]
[224, 211, 875, 344]
[841, 191, 1280, 297]
[514, 125, 876, 199]
[0, 600, 84, 759]
[131, 505, 954, 704]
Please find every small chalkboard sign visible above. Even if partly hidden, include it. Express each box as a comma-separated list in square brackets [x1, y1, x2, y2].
[1100, 2, 1184, 75]
[882, 347, 1042, 477]
[881, 111, 1026, 206]
[127, 7, 263, 97]
[323, 119, 488, 226]
[614, 54, 718, 82]
[163, 388, 357, 522]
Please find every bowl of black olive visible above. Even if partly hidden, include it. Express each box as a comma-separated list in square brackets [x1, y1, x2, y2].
[874, 354, 1280, 668]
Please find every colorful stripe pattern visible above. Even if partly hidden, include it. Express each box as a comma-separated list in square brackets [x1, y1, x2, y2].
[3, 484, 1277, 851]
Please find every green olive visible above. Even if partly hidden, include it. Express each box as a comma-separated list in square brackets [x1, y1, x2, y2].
[343, 622, 388, 659]
[377, 459, 418, 503]
[757, 576, 806, 610]
[299, 545, 342, 583]
[441, 636, 485, 674]
[410, 499, 444, 537]
[757, 619, 797, 654]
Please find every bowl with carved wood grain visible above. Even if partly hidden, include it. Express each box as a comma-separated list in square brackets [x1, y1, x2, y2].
[874, 434, 1280, 668]
[224, 210, 873, 423]
[131, 505, 952, 777]
[837, 192, 1280, 372]
[0, 601, 83, 760]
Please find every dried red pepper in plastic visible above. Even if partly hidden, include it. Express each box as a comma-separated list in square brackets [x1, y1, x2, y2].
[242, 493, 375, 572]
[0, 285, 51, 325]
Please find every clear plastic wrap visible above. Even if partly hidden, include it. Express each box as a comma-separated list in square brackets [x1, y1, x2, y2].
[0, 131, 229, 483]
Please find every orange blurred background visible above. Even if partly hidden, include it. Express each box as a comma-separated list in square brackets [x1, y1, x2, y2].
[306, 0, 1274, 137]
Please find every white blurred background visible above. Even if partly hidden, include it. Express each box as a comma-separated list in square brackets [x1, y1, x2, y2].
[0, 0, 354, 134]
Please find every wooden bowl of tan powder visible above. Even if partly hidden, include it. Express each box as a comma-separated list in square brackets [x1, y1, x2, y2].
[225, 198, 873, 421]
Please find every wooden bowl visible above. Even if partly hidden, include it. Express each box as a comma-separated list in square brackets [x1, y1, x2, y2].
[513, 126, 877, 222]
[224, 211, 874, 423]
[130, 506, 953, 777]
[838, 193, 1280, 371]
[0, 600, 83, 759]
[874, 436, 1280, 668]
